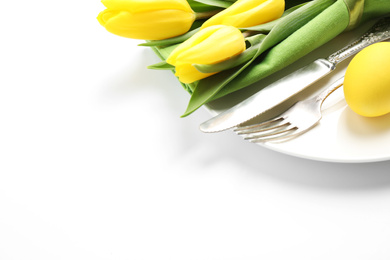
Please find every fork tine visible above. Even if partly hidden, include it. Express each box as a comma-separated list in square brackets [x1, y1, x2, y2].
[236, 121, 288, 134]
[236, 122, 290, 136]
[234, 116, 286, 134]
[251, 130, 297, 142]
[243, 125, 297, 140]
[250, 121, 321, 143]
[241, 127, 298, 144]
[235, 116, 284, 131]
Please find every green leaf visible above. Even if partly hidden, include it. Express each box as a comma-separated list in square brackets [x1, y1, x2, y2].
[147, 61, 175, 70]
[139, 28, 201, 47]
[285, 0, 311, 9]
[188, 0, 223, 12]
[182, 0, 336, 117]
[192, 0, 233, 9]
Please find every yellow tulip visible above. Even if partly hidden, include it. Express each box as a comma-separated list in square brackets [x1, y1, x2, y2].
[167, 25, 246, 84]
[201, 0, 285, 29]
[97, 0, 196, 40]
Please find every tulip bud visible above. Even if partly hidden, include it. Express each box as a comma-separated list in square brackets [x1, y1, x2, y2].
[167, 25, 246, 84]
[97, 0, 196, 40]
[201, 0, 285, 29]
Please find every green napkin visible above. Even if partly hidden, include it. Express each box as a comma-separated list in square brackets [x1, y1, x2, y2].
[150, 0, 390, 116]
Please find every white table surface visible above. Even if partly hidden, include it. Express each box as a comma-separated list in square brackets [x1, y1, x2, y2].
[1, 1, 390, 260]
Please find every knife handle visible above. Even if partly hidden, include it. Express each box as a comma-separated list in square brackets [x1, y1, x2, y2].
[327, 17, 390, 65]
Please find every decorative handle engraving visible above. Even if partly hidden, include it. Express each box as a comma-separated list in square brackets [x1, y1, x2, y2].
[327, 17, 390, 65]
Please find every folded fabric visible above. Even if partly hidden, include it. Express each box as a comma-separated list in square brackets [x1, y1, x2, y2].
[150, 0, 390, 116]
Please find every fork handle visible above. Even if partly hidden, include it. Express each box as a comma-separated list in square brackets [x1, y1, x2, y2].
[316, 77, 345, 106]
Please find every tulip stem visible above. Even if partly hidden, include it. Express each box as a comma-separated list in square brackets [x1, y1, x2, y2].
[195, 10, 220, 20]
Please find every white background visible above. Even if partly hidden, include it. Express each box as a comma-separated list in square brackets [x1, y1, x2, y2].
[1, 1, 390, 260]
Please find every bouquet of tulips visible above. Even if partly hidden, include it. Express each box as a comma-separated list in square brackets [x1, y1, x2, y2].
[98, 0, 390, 116]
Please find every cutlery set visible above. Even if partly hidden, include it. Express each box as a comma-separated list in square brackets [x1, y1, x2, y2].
[200, 17, 390, 142]
[234, 77, 344, 142]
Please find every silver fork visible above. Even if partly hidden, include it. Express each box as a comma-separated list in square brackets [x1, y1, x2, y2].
[234, 77, 344, 143]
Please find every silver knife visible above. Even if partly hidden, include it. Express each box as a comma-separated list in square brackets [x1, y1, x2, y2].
[200, 17, 390, 133]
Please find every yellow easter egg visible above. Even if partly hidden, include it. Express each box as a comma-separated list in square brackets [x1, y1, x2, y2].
[344, 42, 390, 117]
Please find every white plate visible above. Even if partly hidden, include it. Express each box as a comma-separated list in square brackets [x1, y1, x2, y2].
[259, 90, 390, 163]
[205, 21, 390, 163]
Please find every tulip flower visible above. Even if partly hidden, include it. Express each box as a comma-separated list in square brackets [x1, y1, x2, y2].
[166, 25, 246, 84]
[201, 0, 285, 29]
[97, 0, 196, 40]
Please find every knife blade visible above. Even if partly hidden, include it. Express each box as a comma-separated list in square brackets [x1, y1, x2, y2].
[199, 17, 390, 133]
